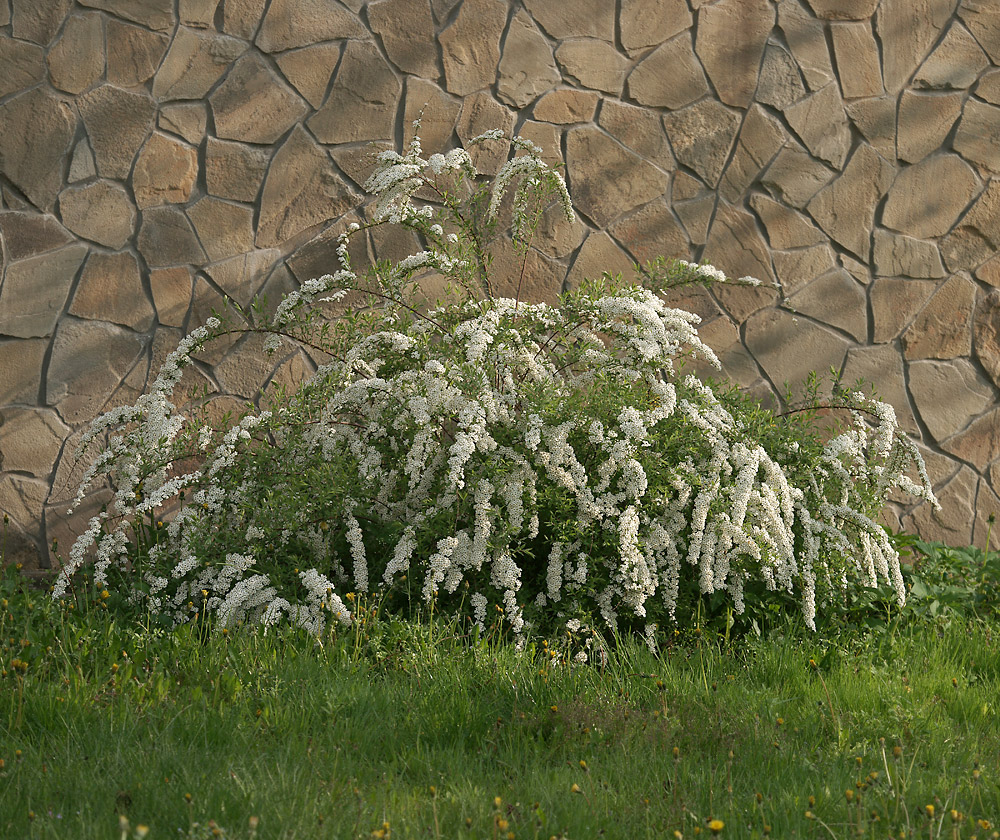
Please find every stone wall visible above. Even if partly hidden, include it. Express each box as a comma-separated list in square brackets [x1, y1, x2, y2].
[2, 0, 1000, 573]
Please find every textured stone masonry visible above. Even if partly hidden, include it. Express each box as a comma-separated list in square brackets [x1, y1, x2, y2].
[2, 0, 1000, 571]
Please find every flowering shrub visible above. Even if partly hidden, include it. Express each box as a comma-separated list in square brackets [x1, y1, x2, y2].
[53, 126, 939, 646]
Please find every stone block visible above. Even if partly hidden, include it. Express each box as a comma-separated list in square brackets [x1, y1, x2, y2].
[940, 180, 1000, 272]
[0, 476, 49, 546]
[369, 0, 437, 77]
[0, 36, 45, 99]
[77, 0, 175, 32]
[455, 91, 516, 176]
[909, 357, 995, 441]
[749, 194, 825, 250]
[11, 0, 72, 44]
[158, 103, 208, 145]
[958, 0, 1000, 63]
[903, 466, 976, 548]
[787, 267, 867, 342]
[404, 79, 462, 156]
[627, 33, 709, 109]
[257, 125, 359, 248]
[976, 253, 1000, 288]
[286, 212, 372, 287]
[954, 98, 1000, 173]
[704, 203, 778, 320]
[188, 198, 255, 262]
[68, 139, 96, 183]
[870, 277, 937, 342]
[896, 90, 963, 163]
[308, 41, 400, 143]
[439, 0, 507, 96]
[133, 132, 198, 209]
[777, 0, 835, 90]
[720, 105, 787, 203]
[845, 95, 897, 160]
[878, 0, 955, 93]
[915, 22, 989, 89]
[977, 68, 1000, 104]
[152, 26, 246, 100]
[902, 272, 976, 360]
[598, 100, 674, 171]
[275, 43, 342, 109]
[756, 42, 807, 110]
[807, 143, 894, 258]
[619, 0, 691, 56]
[565, 231, 633, 291]
[150, 267, 193, 329]
[608, 199, 689, 267]
[0, 338, 45, 403]
[784, 83, 852, 169]
[531, 200, 587, 259]
[772, 243, 837, 295]
[46, 13, 104, 95]
[0, 88, 76, 212]
[212, 53, 309, 144]
[689, 316, 759, 387]
[205, 138, 270, 203]
[695, 0, 774, 108]
[841, 344, 917, 433]
[222, 0, 266, 39]
[256, 0, 367, 51]
[807, 0, 878, 17]
[330, 142, 394, 191]
[0, 245, 87, 339]
[663, 100, 741, 189]
[674, 195, 714, 246]
[69, 251, 155, 331]
[974, 289, 1000, 389]
[205, 250, 281, 310]
[180, 0, 219, 28]
[534, 89, 598, 124]
[78, 85, 155, 180]
[555, 40, 630, 96]
[59, 182, 136, 250]
[497, 9, 560, 108]
[0, 212, 74, 261]
[523, 0, 614, 39]
[973, 479, 1000, 554]
[883, 154, 980, 240]
[830, 22, 883, 99]
[566, 126, 669, 227]
[873, 229, 946, 278]
[760, 142, 836, 209]
[44, 487, 116, 571]
[487, 237, 565, 304]
[137, 207, 207, 268]
[942, 409, 1000, 471]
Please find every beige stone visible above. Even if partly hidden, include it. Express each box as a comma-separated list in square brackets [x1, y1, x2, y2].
[286, 212, 372, 286]
[958, 0, 1000, 63]
[674, 195, 714, 246]
[0, 36, 45, 99]
[531, 200, 587, 259]
[11, 0, 72, 44]
[456, 92, 516, 176]
[213, 330, 287, 401]
[756, 42, 807, 110]
[844, 95, 897, 160]
[840, 253, 872, 286]
[138, 207, 207, 268]
[977, 68, 1000, 104]
[974, 289, 1000, 389]
[430, 0, 460, 23]
[153, 26, 246, 100]
[878, 0, 956, 93]
[46, 318, 145, 425]
[256, 0, 367, 51]
[369, 0, 437, 77]
[760, 143, 836, 209]
[0, 2, 7, 26]
[211, 53, 309, 144]
[830, 22, 883, 99]
[870, 277, 936, 342]
[627, 34, 708, 110]
[0, 338, 46, 404]
[77, 0, 175, 32]
[497, 10, 560, 108]
[46, 13, 104, 95]
[620, 0, 691, 55]
[777, 0, 835, 91]
[720, 105, 787, 203]
[486, 237, 565, 304]
[772, 243, 837, 295]
[940, 181, 1000, 272]
[555, 40, 630, 96]
[942, 409, 1000, 468]
[158, 103, 208, 145]
[149, 268, 192, 329]
[749, 193, 825, 249]
[915, 22, 989, 90]
[873, 229, 946, 279]
[598, 99, 674, 171]
[68, 139, 96, 183]
[784, 83, 852, 169]
[704, 203, 778, 321]
[973, 479, 1000, 554]
[954, 98, 1000, 173]
[807, 0, 878, 18]
[404, 79, 462, 155]
[68, 252, 155, 331]
[608, 200, 688, 266]
[205, 137, 270, 203]
[672, 172, 706, 203]
[909, 357, 995, 441]
[523, 0, 614, 40]
[78, 85, 155, 180]
[180, 0, 219, 27]
[308, 41, 401, 143]
[133, 132, 198, 209]
[744, 307, 851, 401]
[534, 89, 598, 124]
[59, 181, 136, 249]
[976, 253, 1000, 287]
[257, 125, 359, 248]
[883, 154, 980, 240]
[565, 231, 634, 291]
[787, 268, 867, 342]
[0, 212, 74, 261]
[662, 100, 741, 189]
[0, 244, 87, 338]
[841, 344, 917, 433]
[566, 126, 670, 228]
[187, 198, 255, 262]
[903, 466, 976, 547]
[105, 19, 169, 88]
[695, 0, 774, 108]
[222, 0, 266, 39]
[0, 88, 76, 212]
[330, 141, 394, 190]
[205, 250, 280, 309]
[0, 475, 49, 544]
[439, 0, 507, 96]
[896, 90, 963, 163]
[807, 143, 894, 257]
[274, 43, 342, 110]
[902, 272, 976, 360]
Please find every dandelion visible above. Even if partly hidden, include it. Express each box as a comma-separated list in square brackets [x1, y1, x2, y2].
[708, 819, 724, 833]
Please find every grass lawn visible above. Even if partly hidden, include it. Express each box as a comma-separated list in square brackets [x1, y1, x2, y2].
[1, 542, 998, 840]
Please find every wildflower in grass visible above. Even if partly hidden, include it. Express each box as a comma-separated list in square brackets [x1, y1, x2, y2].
[708, 819, 724, 833]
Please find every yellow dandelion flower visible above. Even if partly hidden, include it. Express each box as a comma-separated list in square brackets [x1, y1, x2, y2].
[570, 783, 582, 794]
[925, 804, 935, 818]
[708, 819, 724, 834]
